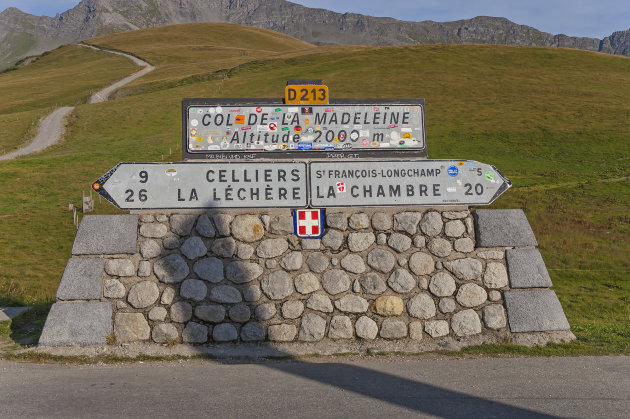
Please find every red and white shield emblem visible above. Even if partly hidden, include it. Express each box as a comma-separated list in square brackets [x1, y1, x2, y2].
[294, 209, 325, 238]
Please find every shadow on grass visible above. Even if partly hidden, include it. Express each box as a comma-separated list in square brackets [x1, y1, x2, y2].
[7, 302, 53, 347]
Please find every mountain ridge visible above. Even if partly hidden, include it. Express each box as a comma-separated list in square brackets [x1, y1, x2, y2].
[1, 0, 628, 69]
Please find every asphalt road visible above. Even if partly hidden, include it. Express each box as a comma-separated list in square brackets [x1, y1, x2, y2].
[1, 355, 628, 418]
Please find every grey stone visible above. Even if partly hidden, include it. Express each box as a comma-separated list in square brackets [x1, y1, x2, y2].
[148, 307, 167, 321]
[281, 252, 303, 271]
[322, 270, 351, 295]
[439, 297, 456, 313]
[57, 258, 103, 300]
[380, 318, 407, 339]
[265, 260, 277, 269]
[299, 313, 326, 341]
[180, 278, 207, 301]
[156, 215, 168, 222]
[420, 211, 443, 236]
[427, 238, 452, 258]
[335, 295, 369, 313]
[407, 293, 436, 319]
[483, 304, 507, 329]
[387, 269, 415, 293]
[321, 230, 344, 250]
[506, 248, 553, 288]
[454, 238, 475, 253]
[139, 223, 168, 239]
[170, 214, 196, 236]
[140, 215, 155, 223]
[367, 248, 396, 273]
[331, 257, 339, 266]
[444, 220, 466, 238]
[39, 302, 112, 346]
[409, 321, 424, 340]
[443, 258, 483, 280]
[268, 324, 296, 341]
[105, 259, 135, 277]
[281, 300, 304, 319]
[196, 214, 216, 238]
[154, 254, 189, 283]
[231, 215, 265, 242]
[483, 262, 509, 289]
[429, 272, 456, 297]
[211, 214, 233, 236]
[127, 281, 159, 309]
[359, 272, 387, 294]
[241, 322, 265, 341]
[181, 237, 208, 260]
[213, 323, 238, 342]
[329, 316, 353, 339]
[140, 239, 162, 259]
[209, 285, 242, 304]
[443, 211, 468, 219]
[255, 303, 277, 320]
[226, 261, 263, 284]
[103, 279, 126, 299]
[152, 323, 179, 343]
[160, 287, 175, 305]
[301, 239, 321, 250]
[261, 215, 270, 230]
[371, 212, 392, 230]
[408, 252, 435, 275]
[182, 322, 208, 343]
[294, 273, 320, 294]
[424, 320, 449, 338]
[236, 244, 255, 260]
[504, 290, 570, 332]
[229, 304, 251, 322]
[376, 233, 387, 245]
[451, 309, 482, 336]
[340, 253, 366, 274]
[257, 238, 289, 258]
[387, 233, 412, 252]
[162, 236, 180, 249]
[348, 232, 375, 252]
[326, 213, 348, 231]
[456, 283, 487, 307]
[474, 209, 538, 247]
[137, 260, 151, 277]
[170, 301, 193, 323]
[243, 285, 262, 302]
[477, 250, 505, 260]
[261, 271, 294, 300]
[394, 212, 422, 235]
[465, 214, 474, 236]
[72, 215, 138, 255]
[413, 235, 426, 248]
[211, 237, 236, 258]
[372, 295, 404, 316]
[398, 257, 408, 267]
[269, 215, 294, 234]
[349, 213, 370, 230]
[306, 294, 333, 313]
[193, 257, 224, 283]
[354, 316, 378, 340]
[307, 253, 329, 273]
[195, 304, 226, 323]
[488, 290, 502, 301]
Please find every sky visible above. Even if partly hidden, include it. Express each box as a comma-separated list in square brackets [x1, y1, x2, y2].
[0, 0, 628, 39]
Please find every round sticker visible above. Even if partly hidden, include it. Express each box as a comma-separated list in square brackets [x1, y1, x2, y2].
[350, 131, 359, 140]
[256, 107, 262, 113]
[339, 132, 346, 140]
[485, 171, 495, 181]
[294, 125, 302, 133]
[269, 123, 277, 131]
[190, 119, 198, 127]
[361, 138, 369, 146]
[209, 108, 216, 114]
[215, 106, 223, 113]
[447, 166, 459, 177]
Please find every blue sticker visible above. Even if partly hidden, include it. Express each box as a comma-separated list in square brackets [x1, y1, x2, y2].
[324, 146, 335, 151]
[298, 142, 313, 150]
[447, 166, 459, 177]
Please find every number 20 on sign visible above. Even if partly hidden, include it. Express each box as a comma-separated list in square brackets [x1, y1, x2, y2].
[285, 84, 329, 105]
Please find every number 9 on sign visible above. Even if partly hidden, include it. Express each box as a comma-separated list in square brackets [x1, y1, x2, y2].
[285, 85, 329, 104]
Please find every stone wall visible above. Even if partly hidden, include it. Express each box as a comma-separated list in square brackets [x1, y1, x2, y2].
[39, 208, 575, 355]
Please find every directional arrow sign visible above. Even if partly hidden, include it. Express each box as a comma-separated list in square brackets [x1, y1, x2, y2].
[309, 160, 511, 207]
[92, 162, 308, 210]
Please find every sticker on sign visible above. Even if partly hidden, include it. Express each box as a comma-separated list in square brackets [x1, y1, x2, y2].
[92, 162, 308, 210]
[309, 160, 511, 207]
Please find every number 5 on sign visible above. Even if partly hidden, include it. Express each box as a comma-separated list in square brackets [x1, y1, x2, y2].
[285, 84, 329, 104]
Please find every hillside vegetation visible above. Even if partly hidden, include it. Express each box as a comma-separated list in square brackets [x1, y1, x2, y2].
[0, 23, 628, 354]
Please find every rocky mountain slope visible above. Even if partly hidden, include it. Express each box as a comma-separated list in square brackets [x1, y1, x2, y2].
[1, 0, 628, 69]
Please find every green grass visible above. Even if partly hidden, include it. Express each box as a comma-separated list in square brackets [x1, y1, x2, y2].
[0, 24, 628, 355]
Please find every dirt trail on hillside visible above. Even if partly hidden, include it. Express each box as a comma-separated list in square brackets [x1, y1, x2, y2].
[0, 45, 153, 161]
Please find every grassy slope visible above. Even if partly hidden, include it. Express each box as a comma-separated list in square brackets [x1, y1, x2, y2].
[0, 44, 140, 153]
[0, 24, 627, 353]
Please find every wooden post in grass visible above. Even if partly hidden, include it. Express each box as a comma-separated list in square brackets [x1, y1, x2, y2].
[82, 191, 94, 213]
